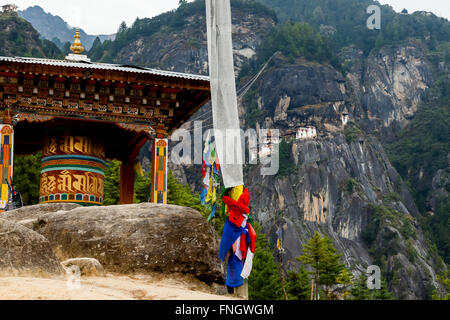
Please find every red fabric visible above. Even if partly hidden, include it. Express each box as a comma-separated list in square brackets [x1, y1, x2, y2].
[237, 223, 256, 261]
[222, 187, 256, 262]
[222, 188, 250, 227]
[248, 223, 256, 253]
[202, 162, 207, 178]
[240, 235, 248, 261]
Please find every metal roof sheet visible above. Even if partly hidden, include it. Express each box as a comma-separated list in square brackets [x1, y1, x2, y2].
[0, 56, 210, 82]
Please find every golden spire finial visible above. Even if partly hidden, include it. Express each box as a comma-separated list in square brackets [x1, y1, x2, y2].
[70, 28, 84, 55]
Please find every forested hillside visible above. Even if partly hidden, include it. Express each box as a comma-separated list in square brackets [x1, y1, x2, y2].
[256, 0, 450, 54]
[0, 13, 62, 58]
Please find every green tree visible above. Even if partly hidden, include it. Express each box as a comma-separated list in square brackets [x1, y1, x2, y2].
[432, 275, 450, 300]
[297, 232, 351, 299]
[248, 222, 284, 300]
[13, 152, 41, 205]
[277, 138, 295, 177]
[285, 265, 311, 300]
[134, 171, 152, 203]
[350, 274, 393, 300]
[167, 171, 205, 213]
[103, 159, 121, 205]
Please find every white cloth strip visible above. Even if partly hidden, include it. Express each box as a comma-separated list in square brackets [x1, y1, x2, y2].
[235, 235, 242, 261]
[205, 0, 244, 188]
[241, 249, 254, 279]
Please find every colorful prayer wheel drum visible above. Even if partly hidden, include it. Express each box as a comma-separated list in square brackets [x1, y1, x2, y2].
[39, 130, 106, 206]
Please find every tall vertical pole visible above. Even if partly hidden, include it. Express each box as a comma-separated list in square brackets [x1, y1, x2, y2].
[150, 125, 168, 204]
[280, 250, 288, 300]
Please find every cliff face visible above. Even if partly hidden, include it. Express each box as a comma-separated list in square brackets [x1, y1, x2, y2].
[18, 6, 114, 50]
[343, 39, 434, 141]
[247, 134, 438, 299]
[241, 44, 442, 299]
[111, 7, 275, 75]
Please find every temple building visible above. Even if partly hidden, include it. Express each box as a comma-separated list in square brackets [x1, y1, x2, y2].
[0, 30, 210, 210]
[1, 4, 18, 15]
[296, 126, 317, 140]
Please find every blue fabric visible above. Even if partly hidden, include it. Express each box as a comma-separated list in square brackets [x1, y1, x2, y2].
[226, 253, 244, 288]
[207, 202, 217, 221]
[219, 219, 243, 262]
[220, 219, 255, 288]
[213, 164, 220, 176]
[199, 188, 208, 205]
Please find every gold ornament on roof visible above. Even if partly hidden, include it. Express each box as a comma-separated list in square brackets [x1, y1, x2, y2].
[70, 28, 84, 54]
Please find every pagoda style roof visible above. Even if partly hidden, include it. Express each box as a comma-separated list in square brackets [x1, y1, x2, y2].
[0, 55, 211, 158]
[0, 56, 210, 82]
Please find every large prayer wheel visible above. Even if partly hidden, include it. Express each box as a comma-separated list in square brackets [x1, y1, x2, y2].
[39, 129, 106, 206]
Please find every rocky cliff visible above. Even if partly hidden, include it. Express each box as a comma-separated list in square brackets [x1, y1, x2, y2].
[342, 39, 434, 142]
[91, 0, 276, 75]
[240, 45, 444, 298]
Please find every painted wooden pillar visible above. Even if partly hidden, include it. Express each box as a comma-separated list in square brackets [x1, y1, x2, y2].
[151, 125, 168, 204]
[0, 109, 13, 212]
[119, 160, 135, 204]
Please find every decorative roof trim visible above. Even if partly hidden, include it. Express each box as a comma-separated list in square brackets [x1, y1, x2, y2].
[0, 56, 210, 82]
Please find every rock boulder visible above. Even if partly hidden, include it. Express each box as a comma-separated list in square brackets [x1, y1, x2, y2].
[62, 258, 105, 277]
[29, 203, 224, 283]
[3, 203, 81, 225]
[0, 219, 64, 276]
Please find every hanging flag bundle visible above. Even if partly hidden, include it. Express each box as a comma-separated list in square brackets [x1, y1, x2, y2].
[199, 132, 221, 221]
[219, 186, 257, 289]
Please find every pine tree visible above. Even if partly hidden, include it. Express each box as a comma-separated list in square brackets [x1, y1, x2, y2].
[350, 274, 393, 300]
[248, 222, 284, 300]
[297, 232, 351, 299]
[432, 275, 450, 300]
[13, 152, 41, 205]
[134, 171, 152, 203]
[285, 266, 310, 300]
[103, 159, 121, 205]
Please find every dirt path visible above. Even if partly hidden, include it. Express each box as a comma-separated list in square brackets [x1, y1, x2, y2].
[0, 273, 236, 300]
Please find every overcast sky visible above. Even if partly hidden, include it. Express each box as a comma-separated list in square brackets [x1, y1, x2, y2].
[3, 0, 449, 35]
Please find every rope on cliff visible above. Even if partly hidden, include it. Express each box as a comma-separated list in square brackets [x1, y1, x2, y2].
[237, 52, 277, 99]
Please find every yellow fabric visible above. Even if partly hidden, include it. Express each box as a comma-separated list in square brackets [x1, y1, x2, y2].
[230, 185, 244, 201]
[277, 239, 282, 251]
[134, 161, 144, 177]
[205, 176, 214, 203]
[212, 184, 216, 204]
[224, 185, 244, 216]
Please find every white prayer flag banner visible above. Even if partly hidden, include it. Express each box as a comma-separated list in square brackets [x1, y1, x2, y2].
[206, 0, 244, 188]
